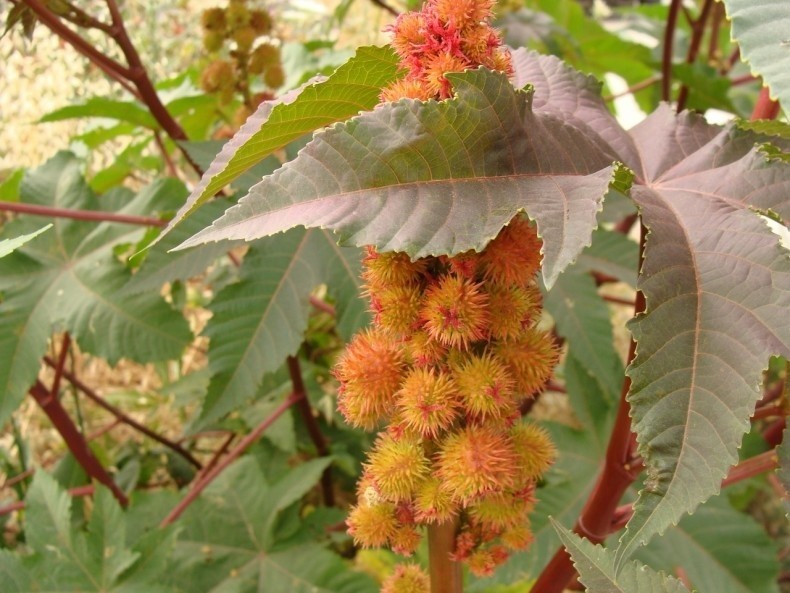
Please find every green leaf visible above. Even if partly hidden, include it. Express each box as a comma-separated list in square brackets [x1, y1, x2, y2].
[178, 66, 622, 289]
[615, 105, 790, 564]
[18, 472, 179, 592]
[0, 224, 51, 259]
[40, 97, 159, 129]
[553, 521, 691, 593]
[160, 45, 401, 235]
[0, 153, 192, 426]
[124, 200, 236, 293]
[723, 0, 790, 109]
[197, 228, 365, 426]
[544, 270, 624, 401]
[574, 229, 639, 287]
[634, 495, 780, 593]
[171, 456, 375, 593]
[672, 63, 736, 114]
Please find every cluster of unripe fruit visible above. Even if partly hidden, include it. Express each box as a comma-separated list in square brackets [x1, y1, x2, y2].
[199, 0, 284, 130]
[333, 1, 561, 589]
[336, 217, 559, 585]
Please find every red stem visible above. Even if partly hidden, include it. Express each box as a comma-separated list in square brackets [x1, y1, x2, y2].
[287, 356, 336, 507]
[160, 390, 304, 526]
[29, 380, 128, 506]
[50, 334, 72, 403]
[532, 224, 647, 593]
[1, 200, 166, 227]
[676, 0, 715, 112]
[661, 0, 683, 102]
[751, 87, 781, 121]
[44, 356, 202, 469]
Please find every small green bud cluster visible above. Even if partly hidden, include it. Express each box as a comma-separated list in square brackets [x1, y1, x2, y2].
[199, 0, 284, 131]
[336, 216, 559, 582]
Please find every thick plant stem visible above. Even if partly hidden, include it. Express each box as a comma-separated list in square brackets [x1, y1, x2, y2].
[29, 380, 129, 506]
[661, 0, 683, 102]
[428, 519, 463, 593]
[751, 87, 781, 121]
[532, 224, 647, 593]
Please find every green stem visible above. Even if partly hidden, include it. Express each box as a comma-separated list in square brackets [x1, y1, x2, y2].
[428, 518, 463, 593]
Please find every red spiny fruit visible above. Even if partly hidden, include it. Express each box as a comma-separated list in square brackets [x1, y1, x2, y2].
[480, 216, 543, 287]
[487, 282, 542, 341]
[391, 525, 423, 556]
[413, 476, 456, 523]
[433, 0, 496, 26]
[421, 274, 489, 349]
[374, 284, 424, 337]
[451, 352, 516, 421]
[501, 523, 535, 551]
[346, 500, 399, 547]
[396, 367, 460, 438]
[334, 328, 406, 428]
[381, 564, 430, 593]
[366, 434, 430, 502]
[363, 248, 427, 292]
[437, 425, 517, 503]
[495, 327, 559, 396]
[510, 421, 557, 481]
[469, 491, 530, 530]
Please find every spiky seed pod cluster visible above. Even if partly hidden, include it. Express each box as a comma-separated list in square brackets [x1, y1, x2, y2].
[380, 0, 512, 102]
[199, 0, 283, 128]
[337, 216, 559, 579]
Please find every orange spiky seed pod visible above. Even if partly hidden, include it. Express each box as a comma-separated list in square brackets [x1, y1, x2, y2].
[451, 351, 516, 421]
[347, 500, 399, 547]
[225, 2, 250, 29]
[421, 275, 489, 349]
[495, 328, 559, 396]
[372, 284, 423, 337]
[396, 367, 460, 438]
[391, 525, 423, 556]
[232, 25, 257, 51]
[366, 434, 430, 502]
[200, 60, 235, 93]
[487, 283, 542, 341]
[510, 421, 557, 481]
[203, 30, 224, 52]
[414, 477, 456, 523]
[363, 248, 428, 293]
[335, 328, 406, 429]
[480, 216, 543, 287]
[469, 491, 530, 530]
[437, 425, 517, 503]
[501, 523, 535, 551]
[433, 0, 496, 25]
[249, 43, 280, 74]
[381, 564, 430, 593]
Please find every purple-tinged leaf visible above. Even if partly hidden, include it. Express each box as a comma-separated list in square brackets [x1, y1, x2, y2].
[178, 67, 624, 289]
[159, 45, 401, 238]
[615, 106, 790, 564]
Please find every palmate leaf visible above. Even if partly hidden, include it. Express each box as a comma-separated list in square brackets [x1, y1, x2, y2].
[722, 0, 790, 109]
[178, 65, 623, 289]
[634, 495, 780, 593]
[14, 471, 179, 592]
[169, 456, 376, 593]
[553, 521, 691, 593]
[160, 45, 401, 236]
[0, 224, 51, 258]
[196, 227, 366, 427]
[614, 106, 790, 563]
[0, 153, 192, 426]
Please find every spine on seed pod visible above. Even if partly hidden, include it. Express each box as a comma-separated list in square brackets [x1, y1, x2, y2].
[333, 1, 560, 590]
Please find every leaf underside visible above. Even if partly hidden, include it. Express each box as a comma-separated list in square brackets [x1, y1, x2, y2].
[178, 60, 624, 289]
[159, 45, 402, 238]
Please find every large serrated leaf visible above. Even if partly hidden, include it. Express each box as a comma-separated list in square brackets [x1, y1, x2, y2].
[160, 45, 401, 235]
[634, 495, 780, 593]
[615, 105, 790, 564]
[0, 224, 51, 258]
[196, 227, 366, 427]
[722, 0, 790, 109]
[178, 66, 622, 288]
[17, 471, 179, 592]
[170, 456, 376, 593]
[0, 153, 192, 426]
[553, 521, 691, 593]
